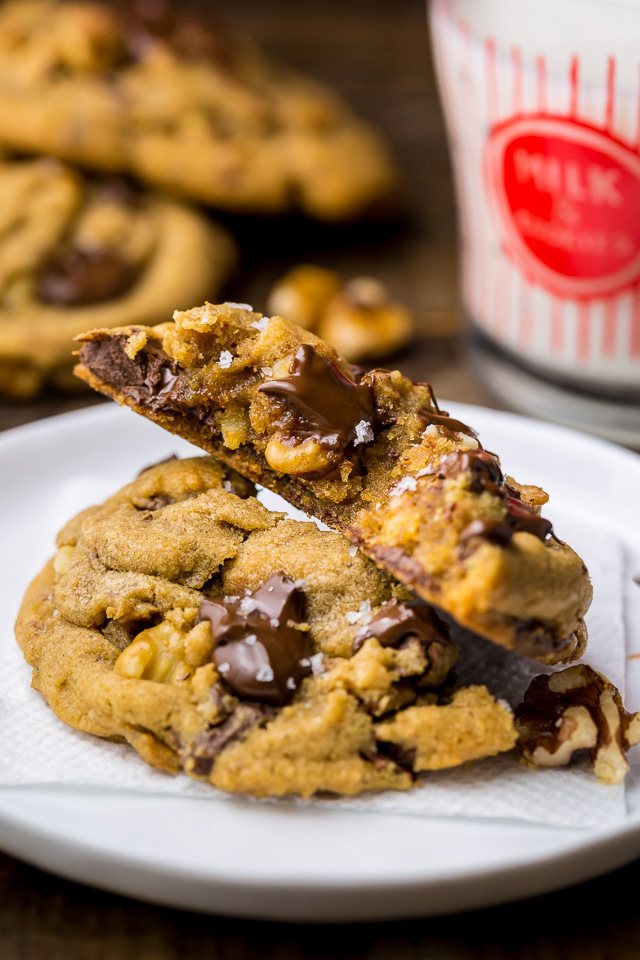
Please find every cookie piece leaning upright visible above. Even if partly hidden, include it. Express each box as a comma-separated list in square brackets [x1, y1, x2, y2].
[0, 158, 235, 399]
[74, 304, 593, 666]
[0, 0, 399, 221]
[16, 455, 517, 798]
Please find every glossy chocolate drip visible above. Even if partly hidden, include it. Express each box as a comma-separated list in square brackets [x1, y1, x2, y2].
[431, 450, 505, 496]
[259, 344, 376, 452]
[352, 598, 449, 653]
[79, 337, 182, 411]
[460, 497, 554, 546]
[37, 248, 138, 306]
[418, 407, 479, 441]
[197, 573, 313, 706]
[505, 497, 554, 540]
[459, 518, 514, 546]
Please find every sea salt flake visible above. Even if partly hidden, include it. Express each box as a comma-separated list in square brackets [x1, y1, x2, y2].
[353, 420, 374, 447]
[270, 618, 279, 629]
[345, 601, 372, 626]
[358, 600, 372, 624]
[391, 476, 418, 496]
[244, 633, 258, 646]
[218, 350, 233, 369]
[261, 366, 273, 378]
[224, 301, 253, 311]
[240, 597, 257, 615]
[497, 698, 513, 713]
[423, 424, 439, 438]
[459, 434, 479, 451]
[309, 653, 325, 676]
[299, 658, 311, 668]
[349, 545, 358, 557]
[294, 578, 308, 591]
[218, 662, 230, 675]
[256, 664, 274, 683]
[286, 677, 297, 691]
[250, 317, 270, 332]
[222, 480, 234, 492]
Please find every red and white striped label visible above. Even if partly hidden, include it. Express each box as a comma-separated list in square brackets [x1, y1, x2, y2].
[430, 0, 640, 384]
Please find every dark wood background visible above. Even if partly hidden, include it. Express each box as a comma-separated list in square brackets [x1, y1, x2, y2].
[1, 1, 638, 956]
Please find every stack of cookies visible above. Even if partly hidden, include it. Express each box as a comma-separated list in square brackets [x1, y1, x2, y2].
[0, 0, 400, 398]
[16, 302, 640, 797]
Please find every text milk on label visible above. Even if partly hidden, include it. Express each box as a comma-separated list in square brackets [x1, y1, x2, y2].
[429, 0, 640, 437]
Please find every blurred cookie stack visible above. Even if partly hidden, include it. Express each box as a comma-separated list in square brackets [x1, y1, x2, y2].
[0, 0, 406, 400]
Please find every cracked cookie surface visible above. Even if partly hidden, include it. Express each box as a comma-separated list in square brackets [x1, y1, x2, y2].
[0, 0, 399, 221]
[75, 304, 593, 665]
[15, 455, 517, 798]
[0, 157, 234, 398]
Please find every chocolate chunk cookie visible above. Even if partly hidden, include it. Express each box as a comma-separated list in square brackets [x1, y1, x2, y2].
[75, 304, 593, 665]
[15, 455, 517, 797]
[0, 157, 235, 398]
[0, 0, 399, 221]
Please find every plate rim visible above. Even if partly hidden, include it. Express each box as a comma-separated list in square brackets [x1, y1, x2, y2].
[1, 400, 639, 919]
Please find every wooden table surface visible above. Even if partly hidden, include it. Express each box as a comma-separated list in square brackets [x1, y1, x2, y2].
[0, 1, 638, 956]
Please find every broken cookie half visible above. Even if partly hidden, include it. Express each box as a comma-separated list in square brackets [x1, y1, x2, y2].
[16, 455, 518, 798]
[75, 303, 593, 665]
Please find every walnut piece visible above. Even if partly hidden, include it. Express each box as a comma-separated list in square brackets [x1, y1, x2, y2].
[266, 265, 414, 363]
[515, 664, 640, 784]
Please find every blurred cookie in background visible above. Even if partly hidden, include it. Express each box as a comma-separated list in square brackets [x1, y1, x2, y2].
[0, 0, 400, 221]
[0, 157, 235, 399]
[266, 265, 414, 363]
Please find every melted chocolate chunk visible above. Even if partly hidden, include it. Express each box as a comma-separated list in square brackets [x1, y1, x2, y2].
[259, 344, 376, 457]
[430, 450, 505, 496]
[460, 496, 555, 546]
[189, 704, 266, 777]
[197, 573, 313, 706]
[353, 598, 448, 653]
[459, 518, 514, 546]
[37, 248, 139, 306]
[79, 337, 182, 411]
[418, 407, 479, 441]
[505, 497, 554, 540]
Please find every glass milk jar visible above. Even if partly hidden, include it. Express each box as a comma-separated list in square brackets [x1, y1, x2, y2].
[429, 0, 640, 444]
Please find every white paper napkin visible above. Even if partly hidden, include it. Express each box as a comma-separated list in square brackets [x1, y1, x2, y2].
[0, 512, 632, 830]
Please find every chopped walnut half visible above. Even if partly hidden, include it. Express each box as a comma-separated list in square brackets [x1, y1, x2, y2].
[266, 265, 414, 363]
[515, 665, 640, 784]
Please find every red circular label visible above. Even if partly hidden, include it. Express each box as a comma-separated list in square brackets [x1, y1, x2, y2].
[485, 116, 640, 299]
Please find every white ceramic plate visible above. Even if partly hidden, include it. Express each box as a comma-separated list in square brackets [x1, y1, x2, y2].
[0, 402, 639, 922]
